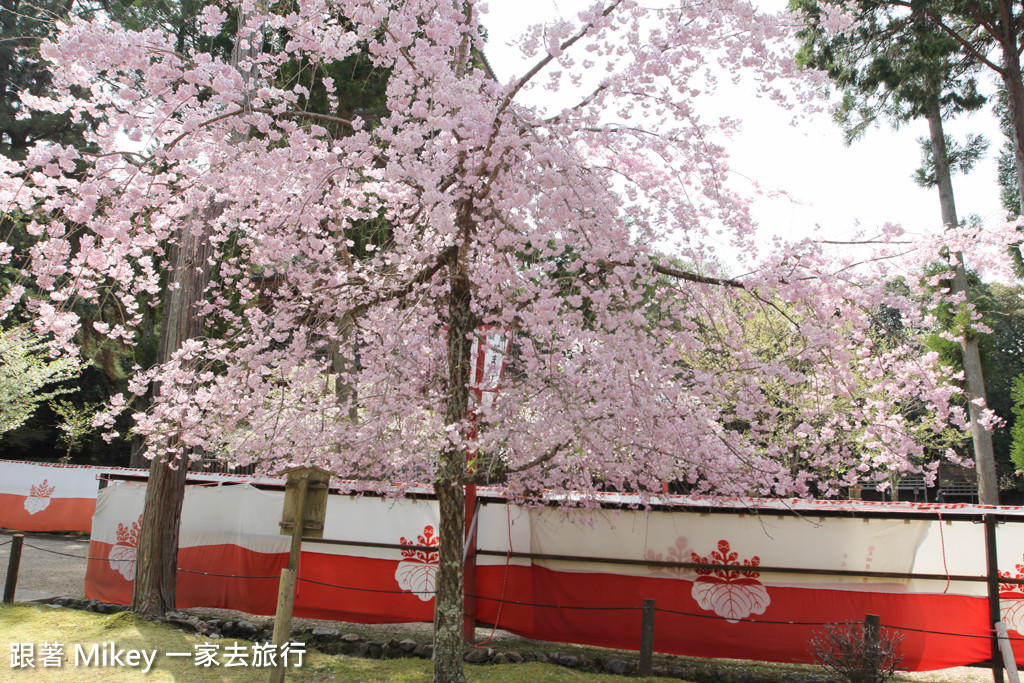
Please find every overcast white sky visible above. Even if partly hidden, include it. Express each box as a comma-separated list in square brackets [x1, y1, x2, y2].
[479, 0, 1007, 253]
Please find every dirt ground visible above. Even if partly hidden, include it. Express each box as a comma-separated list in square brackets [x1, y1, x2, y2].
[0, 530, 1000, 682]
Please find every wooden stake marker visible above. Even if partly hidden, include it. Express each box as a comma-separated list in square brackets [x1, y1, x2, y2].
[268, 467, 329, 683]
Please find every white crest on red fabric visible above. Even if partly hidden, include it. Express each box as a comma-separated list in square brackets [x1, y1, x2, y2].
[24, 479, 55, 514]
[691, 539, 770, 624]
[108, 514, 142, 581]
[395, 525, 439, 602]
[999, 555, 1024, 633]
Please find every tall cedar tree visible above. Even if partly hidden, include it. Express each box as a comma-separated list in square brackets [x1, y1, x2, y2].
[793, 1, 1001, 503]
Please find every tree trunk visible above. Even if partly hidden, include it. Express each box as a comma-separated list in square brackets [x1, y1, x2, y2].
[331, 312, 360, 420]
[131, 219, 213, 616]
[996, 0, 1024, 218]
[130, 4, 264, 618]
[926, 104, 1000, 505]
[433, 206, 475, 683]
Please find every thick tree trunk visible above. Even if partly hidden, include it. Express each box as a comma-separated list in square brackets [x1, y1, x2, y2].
[331, 312, 360, 420]
[926, 105, 999, 505]
[131, 221, 213, 616]
[433, 207, 474, 683]
[130, 5, 264, 618]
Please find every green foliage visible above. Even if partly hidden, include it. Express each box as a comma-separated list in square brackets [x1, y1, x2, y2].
[1010, 375, 1024, 470]
[912, 132, 988, 188]
[51, 398, 101, 463]
[0, 327, 84, 435]
[792, 0, 985, 143]
[920, 268, 1024, 477]
[995, 92, 1021, 219]
[0, 0, 100, 160]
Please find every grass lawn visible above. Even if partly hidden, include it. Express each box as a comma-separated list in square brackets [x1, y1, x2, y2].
[0, 603, 666, 682]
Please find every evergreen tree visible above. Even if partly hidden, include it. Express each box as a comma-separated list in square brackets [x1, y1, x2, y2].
[793, 0, 1001, 503]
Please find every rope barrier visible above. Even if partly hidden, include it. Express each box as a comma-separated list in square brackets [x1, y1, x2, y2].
[653, 605, 832, 627]
[13, 535, 1024, 649]
[881, 623, 999, 640]
[176, 568, 279, 580]
[13, 541, 1024, 646]
[468, 592, 641, 611]
[19, 543, 283, 580]
[21, 543, 107, 562]
[297, 576, 433, 595]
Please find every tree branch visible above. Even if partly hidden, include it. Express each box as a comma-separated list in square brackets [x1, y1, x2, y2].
[497, 0, 624, 118]
[505, 441, 568, 475]
[649, 261, 746, 289]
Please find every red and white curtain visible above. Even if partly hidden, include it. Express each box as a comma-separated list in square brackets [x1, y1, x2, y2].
[77, 478, 1024, 671]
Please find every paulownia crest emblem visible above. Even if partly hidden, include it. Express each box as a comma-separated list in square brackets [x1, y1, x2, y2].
[645, 535, 692, 578]
[691, 539, 770, 623]
[999, 554, 1024, 633]
[394, 525, 439, 602]
[24, 479, 55, 514]
[108, 514, 142, 581]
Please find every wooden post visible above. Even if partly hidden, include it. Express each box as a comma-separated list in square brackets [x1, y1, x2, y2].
[3, 534, 24, 603]
[639, 598, 655, 677]
[985, 515, 1006, 683]
[268, 476, 307, 683]
[269, 467, 329, 683]
[863, 613, 880, 680]
[995, 621, 1021, 683]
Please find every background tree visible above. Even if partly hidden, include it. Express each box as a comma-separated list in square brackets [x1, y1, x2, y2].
[793, 0, 1002, 502]
[0, 326, 83, 435]
[51, 397, 99, 462]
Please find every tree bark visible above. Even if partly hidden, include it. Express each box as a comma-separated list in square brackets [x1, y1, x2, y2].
[130, 3, 265, 618]
[926, 103, 1000, 505]
[994, 0, 1024, 218]
[131, 218, 213, 616]
[433, 204, 474, 683]
[331, 312, 360, 420]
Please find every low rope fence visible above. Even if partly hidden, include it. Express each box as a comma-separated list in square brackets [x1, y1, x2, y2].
[6, 532, 1024, 679]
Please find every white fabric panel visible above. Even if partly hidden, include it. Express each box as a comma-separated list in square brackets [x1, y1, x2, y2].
[91, 481, 287, 554]
[311, 494, 439, 561]
[91, 481, 147, 545]
[999, 521, 1024, 573]
[476, 502, 530, 567]
[1, 461, 101, 499]
[178, 484, 287, 553]
[912, 519, 988, 577]
[528, 507, 948, 593]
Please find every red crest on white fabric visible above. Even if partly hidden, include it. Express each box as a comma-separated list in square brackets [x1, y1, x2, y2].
[1000, 555, 1024, 634]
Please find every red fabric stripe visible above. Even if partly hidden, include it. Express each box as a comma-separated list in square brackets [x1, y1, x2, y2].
[80, 542, 1023, 671]
[476, 564, 994, 671]
[85, 541, 286, 615]
[0, 493, 95, 532]
[295, 552, 434, 623]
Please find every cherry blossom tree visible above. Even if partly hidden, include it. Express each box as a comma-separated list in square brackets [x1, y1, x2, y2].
[0, 1, 991, 680]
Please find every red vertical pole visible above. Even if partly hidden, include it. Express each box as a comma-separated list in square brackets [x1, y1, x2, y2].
[464, 469, 478, 642]
[464, 327, 512, 642]
[464, 331, 486, 643]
